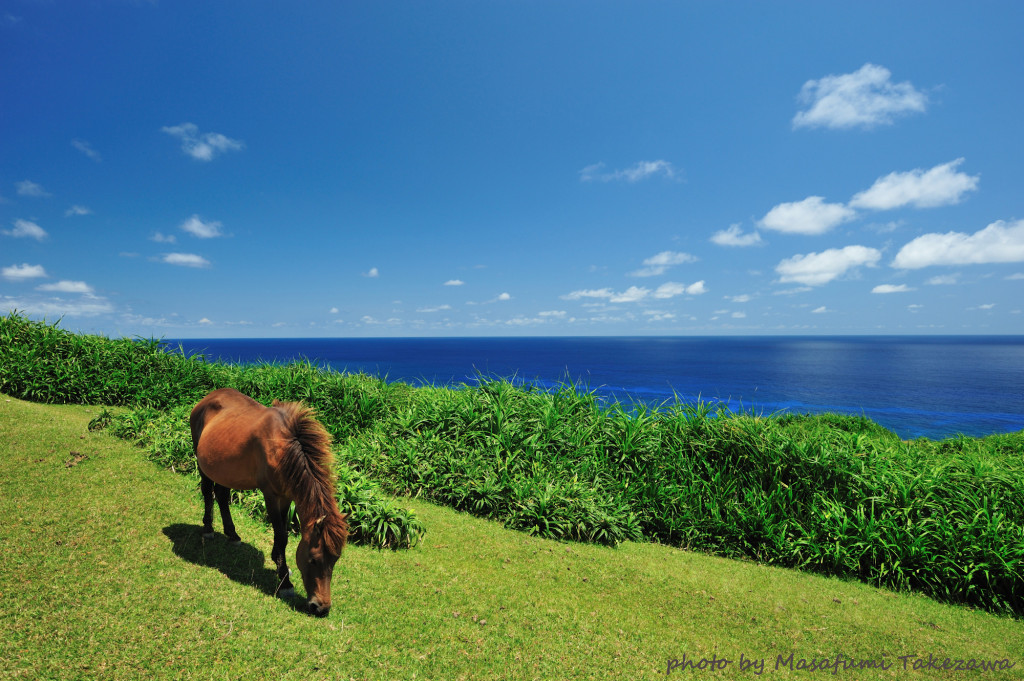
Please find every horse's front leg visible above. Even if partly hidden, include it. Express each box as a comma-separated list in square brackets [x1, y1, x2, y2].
[265, 493, 295, 598]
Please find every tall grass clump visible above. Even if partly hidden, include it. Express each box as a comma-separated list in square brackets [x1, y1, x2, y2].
[3, 312, 1023, 615]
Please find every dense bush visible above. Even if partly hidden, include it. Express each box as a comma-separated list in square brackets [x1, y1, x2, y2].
[3, 312, 1023, 615]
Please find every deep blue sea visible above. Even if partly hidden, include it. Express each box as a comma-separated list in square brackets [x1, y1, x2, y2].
[167, 336, 1024, 441]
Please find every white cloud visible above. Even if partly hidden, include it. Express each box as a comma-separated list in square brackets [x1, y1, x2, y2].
[580, 160, 678, 183]
[812, 306, 829, 314]
[792, 63, 928, 130]
[162, 253, 211, 268]
[564, 280, 704, 304]
[2, 263, 47, 280]
[563, 288, 614, 301]
[610, 286, 649, 303]
[72, 139, 102, 162]
[1006, 273, 1024, 281]
[760, 196, 856, 235]
[711, 224, 762, 247]
[180, 214, 224, 238]
[444, 279, 464, 286]
[65, 205, 92, 217]
[151, 232, 176, 244]
[630, 250, 698, 277]
[774, 286, 813, 296]
[927, 274, 959, 285]
[979, 303, 996, 310]
[329, 307, 339, 314]
[731, 294, 751, 303]
[685, 280, 708, 295]
[731, 311, 747, 319]
[3, 295, 114, 318]
[15, 180, 51, 198]
[849, 159, 979, 210]
[37, 280, 94, 294]
[652, 282, 685, 298]
[363, 267, 380, 278]
[872, 284, 914, 294]
[3, 219, 48, 240]
[199, 317, 213, 325]
[416, 304, 452, 313]
[892, 219, 1024, 269]
[539, 310, 566, 318]
[497, 292, 512, 301]
[776, 245, 882, 286]
[161, 123, 244, 161]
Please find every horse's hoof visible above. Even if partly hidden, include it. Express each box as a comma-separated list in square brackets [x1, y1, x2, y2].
[227, 537, 242, 545]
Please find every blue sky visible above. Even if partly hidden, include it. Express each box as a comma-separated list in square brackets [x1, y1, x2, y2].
[3, 2, 1023, 337]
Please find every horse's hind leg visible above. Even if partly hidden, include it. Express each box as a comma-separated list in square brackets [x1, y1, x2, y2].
[200, 471, 216, 539]
[214, 483, 241, 543]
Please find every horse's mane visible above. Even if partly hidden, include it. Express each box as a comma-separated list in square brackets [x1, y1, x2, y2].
[274, 401, 348, 555]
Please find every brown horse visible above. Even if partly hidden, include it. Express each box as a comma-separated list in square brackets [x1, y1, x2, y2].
[189, 388, 348, 617]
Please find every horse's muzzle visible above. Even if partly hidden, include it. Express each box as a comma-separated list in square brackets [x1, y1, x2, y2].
[308, 600, 330, 618]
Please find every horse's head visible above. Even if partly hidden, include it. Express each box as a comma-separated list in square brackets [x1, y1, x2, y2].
[295, 513, 347, 617]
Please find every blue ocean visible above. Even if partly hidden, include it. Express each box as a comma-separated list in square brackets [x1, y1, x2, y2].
[167, 336, 1024, 441]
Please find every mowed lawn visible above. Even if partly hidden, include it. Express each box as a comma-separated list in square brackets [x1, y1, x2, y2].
[1, 395, 1021, 680]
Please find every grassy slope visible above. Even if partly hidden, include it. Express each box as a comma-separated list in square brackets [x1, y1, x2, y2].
[1, 396, 1022, 680]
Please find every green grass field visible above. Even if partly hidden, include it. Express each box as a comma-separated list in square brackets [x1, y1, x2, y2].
[3, 313, 1023, 617]
[2, 395, 1022, 680]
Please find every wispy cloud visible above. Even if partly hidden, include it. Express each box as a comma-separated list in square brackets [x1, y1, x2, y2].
[162, 253, 211, 268]
[15, 180, 51, 198]
[37, 280, 94, 294]
[776, 245, 881, 286]
[563, 281, 705, 304]
[792, 63, 928, 130]
[892, 219, 1024, 269]
[849, 159, 979, 210]
[444, 279, 464, 286]
[2, 263, 47, 281]
[871, 284, 914, 294]
[653, 281, 707, 298]
[180, 214, 225, 238]
[72, 139, 102, 162]
[630, 250, 697, 277]
[416, 304, 452, 313]
[562, 288, 614, 301]
[363, 267, 380, 278]
[760, 196, 856, 235]
[65, 205, 92, 217]
[151, 232, 176, 244]
[3, 219, 48, 240]
[711, 224, 762, 247]
[2, 295, 114, 318]
[580, 160, 679, 183]
[161, 123, 244, 161]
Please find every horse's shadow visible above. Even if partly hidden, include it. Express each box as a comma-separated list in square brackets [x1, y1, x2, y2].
[162, 524, 302, 612]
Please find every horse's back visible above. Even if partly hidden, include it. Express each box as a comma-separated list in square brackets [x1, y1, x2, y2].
[191, 388, 279, 491]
